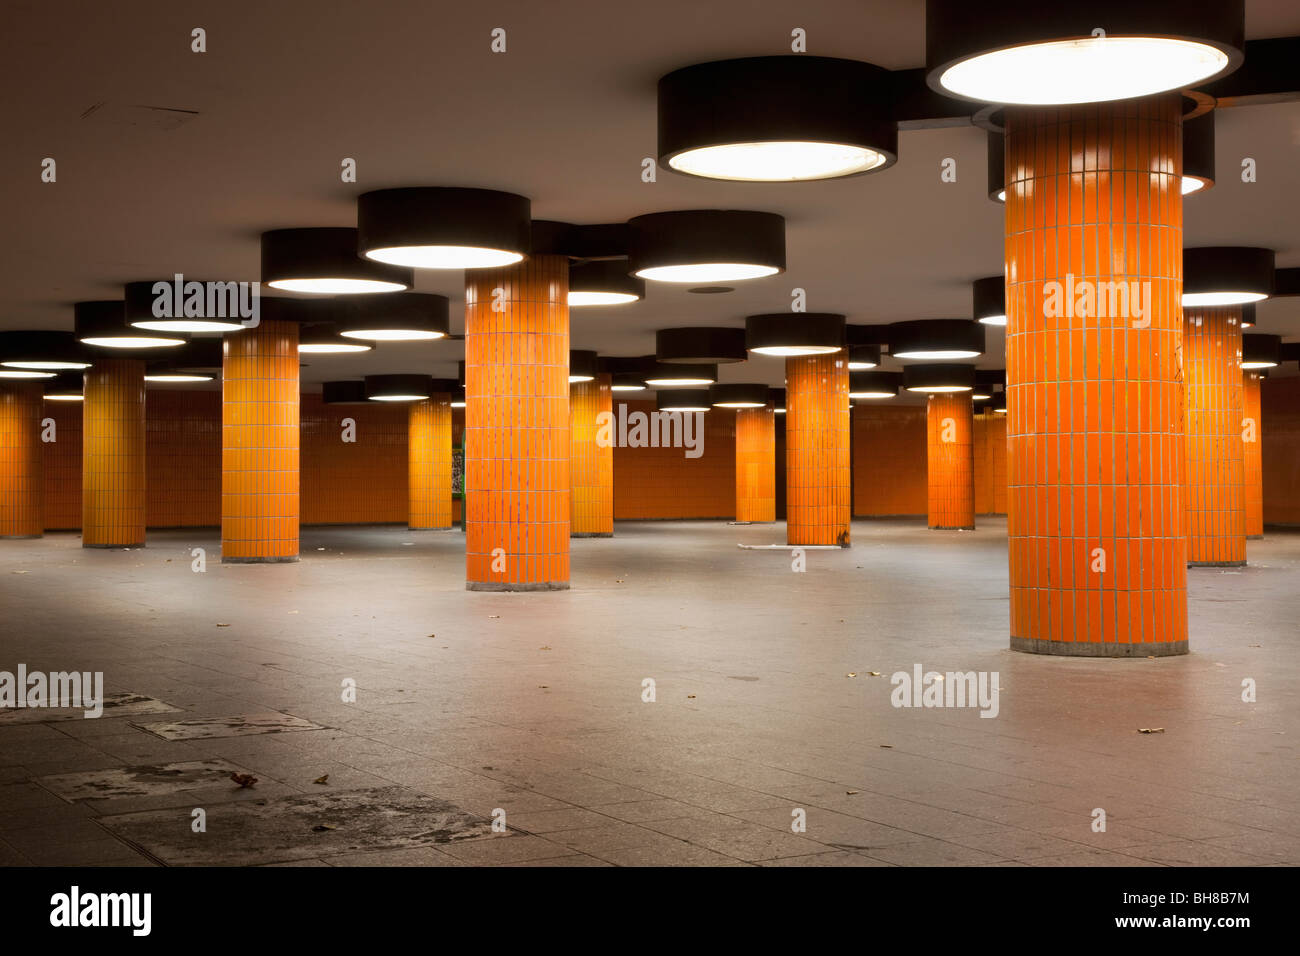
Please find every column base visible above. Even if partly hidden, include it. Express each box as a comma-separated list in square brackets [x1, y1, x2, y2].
[787, 541, 851, 549]
[1, 534, 42, 540]
[1188, 560, 1247, 568]
[83, 542, 145, 549]
[729, 520, 776, 526]
[407, 526, 454, 532]
[929, 525, 975, 531]
[571, 532, 613, 538]
[466, 581, 570, 592]
[1010, 636, 1188, 657]
[1247, 535, 1264, 540]
[222, 555, 299, 564]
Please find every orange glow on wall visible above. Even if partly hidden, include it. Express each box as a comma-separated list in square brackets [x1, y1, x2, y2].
[612, 401, 734, 519]
[1242, 371, 1263, 537]
[735, 404, 776, 522]
[570, 374, 613, 536]
[147, 390, 221, 528]
[1262, 376, 1300, 527]
[464, 254, 570, 589]
[408, 395, 453, 530]
[222, 320, 299, 562]
[851, 405, 927, 516]
[926, 392, 975, 530]
[1005, 94, 1187, 655]
[0, 383, 44, 537]
[786, 353, 850, 546]
[1183, 307, 1245, 566]
[974, 410, 1007, 515]
[82, 359, 146, 548]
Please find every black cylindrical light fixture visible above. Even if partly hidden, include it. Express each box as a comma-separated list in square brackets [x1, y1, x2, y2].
[903, 364, 977, 393]
[849, 370, 903, 399]
[599, 356, 650, 391]
[357, 187, 531, 270]
[125, 279, 250, 333]
[644, 361, 718, 387]
[925, 0, 1245, 105]
[847, 344, 881, 369]
[770, 387, 787, 413]
[1241, 334, 1281, 370]
[973, 276, 1006, 326]
[262, 227, 412, 294]
[745, 313, 845, 357]
[569, 350, 599, 383]
[656, 327, 747, 364]
[143, 345, 217, 382]
[322, 381, 370, 405]
[708, 383, 770, 408]
[657, 56, 898, 182]
[43, 372, 84, 401]
[76, 300, 187, 350]
[299, 323, 372, 354]
[987, 131, 1005, 202]
[1241, 304, 1256, 329]
[1182, 111, 1216, 195]
[889, 320, 985, 360]
[336, 292, 451, 341]
[628, 210, 785, 284]
[1183, 247, 1274, 307]
[170, 338, 224, 374]
[569, 260, 645, 306]
[973, 369, 1006, 401]
[1278, 342, 1300, 366]
[0, 330, 91, 371]
[364, 374, 434, 402]
[656, 389, 712, 412]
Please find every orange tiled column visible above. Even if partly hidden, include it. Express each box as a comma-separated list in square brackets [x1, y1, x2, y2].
[735, 404, 776, 522]
[465, 254, 570, 589]
[570, 373, 613, 537]
[786, 354, 850, 546]
[408, 395, 453, 530]
[926, 393, 974, 530]
[1243, 370, 1263, 539]
[82, 359, 146, 547]
[0, 383, 44, 538]
[221, 320, 299, 563]
[1183, 307, 1245, 566]
[1005, 94, 1187, 656]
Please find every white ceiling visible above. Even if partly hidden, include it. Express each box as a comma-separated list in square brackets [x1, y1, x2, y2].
[2, 0, 1298, 398]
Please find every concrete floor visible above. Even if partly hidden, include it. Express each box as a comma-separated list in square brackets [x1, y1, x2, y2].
[0, 518, 1296, 867]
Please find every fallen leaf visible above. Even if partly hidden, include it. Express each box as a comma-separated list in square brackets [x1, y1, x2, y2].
[488, 615, 500, 619]
[539, 645, 551, 651]
[428, 634, 436, 638]
[215, 623, 230, 627]
[313, 774, 329, 785]
[846, 789, 860, 795]
[867, 671, 882, 677]
[686, 694, 696, 699]
[879, 744, 893, 749]
[229, 772, 258, 789]
[538, 685, 549, 689]
[311, 824, 337, 832]
[846, 672, 858, 678]
[1138, 727, 1165, 734]
[11, 570, 29, 575]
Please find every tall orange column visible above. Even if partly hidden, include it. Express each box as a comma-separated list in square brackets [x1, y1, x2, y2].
[1242, 370, 1263, 539]
[926, 393, 974, 530]
[1005, 94, 1186, 656]
[465, 254, 570, 589]
[408, 395, 453, 530]
[1183, 307, 1245, 566]
[0, 383, 44, 538]
[570, 373, 612, 537]
[82, 359, 146, 548]
[785, 353, 850, 546]
[735, 404, 775, 522]
[221, 320, 299, 563]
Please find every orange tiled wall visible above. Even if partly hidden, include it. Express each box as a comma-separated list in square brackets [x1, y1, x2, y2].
[407, 396, 453, 530]
[612, 400, 735, 518]
[222, 320, 299, 562]
[147, 390, 221, 527]
[974, 411, 1008, 515]
[926, 392, 975, 530]
[1005, 94, 1187, 654]
[1183, 307, 1245, 565]
[82, 359, 146, 547]
[570, 374, 613, 536]
[1243, 371, 1263, 536]
[735, 405, 776, 522]
[301, 393, 407, 524]
[464, 254, 570, 589]
[1262, 376, 1300, 526]
[42, 401, 82, 529]
[851, 404, 927, 516]
[0, 383, 44, 537]
[786, 353, 850, 546]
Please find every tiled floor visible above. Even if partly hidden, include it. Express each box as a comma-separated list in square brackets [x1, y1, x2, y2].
[0, 519, 1296, 867]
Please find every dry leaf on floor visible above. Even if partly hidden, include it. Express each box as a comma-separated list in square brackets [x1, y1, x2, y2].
[313, 774, 329, 785]
[539, 645, 551, 650]
[229, 772, 258, 789]
[879, 744, 893, 749]
[846, 672, 858, 678]
[11, 570, 29, 574]
[868, 671, 882, 676]
[1138, 727, 1165, 734]
[846, 789, 860, 795]
[311, 824, 337, 832]
[215, 623, 230, 627]
[489, 615, 500, 619]
[538, 685, 549, 689]
[686, 694, 696, 699]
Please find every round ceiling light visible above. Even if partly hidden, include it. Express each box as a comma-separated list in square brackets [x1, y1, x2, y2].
[599, 356, 650, 391]
[143, 368, 215, 383]
[322, 380, 371, 405]
[888, 320, 985, 361]
[337, 293, 450, 341]
[848, 344, 881, 370]
[1183, 247, 1274, 307]
[0, 331, 91, 370]
[903, 364, 978, 393]
[1241, 334, 1281, 370]
[656, 327, 747, 365]
[568, 260, 645, 306]
[76, 300, 187, 349]
[0, 370, 55, 380]
[658, 56, 898, 182]
[926, 0, 1245, 105]
[299, 323, 373, 354]
[849, 370, 903, 399]
[364, 374, 434, 402]
[973, 277, 1006, 326]
[124, 279, 249, 333]
[746, 313, 845, 357]
[357, 188, 531, 270]
[656, 389, 711, 413]
[628, 210, 785, 283]
[262, 227, 412, 294]
[708, 383, 770, 408]
[644, 361, 718, 387]
[570, 350, 598, 384]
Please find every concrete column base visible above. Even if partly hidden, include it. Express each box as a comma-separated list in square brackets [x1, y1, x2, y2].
[1010, 636, 1188, 657]
[466, 581, 570, 592]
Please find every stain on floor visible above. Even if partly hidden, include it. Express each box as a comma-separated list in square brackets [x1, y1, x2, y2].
[37, 759, 258, 802]
[132, 711, 325, 741]
[0, 692, 178, 725]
